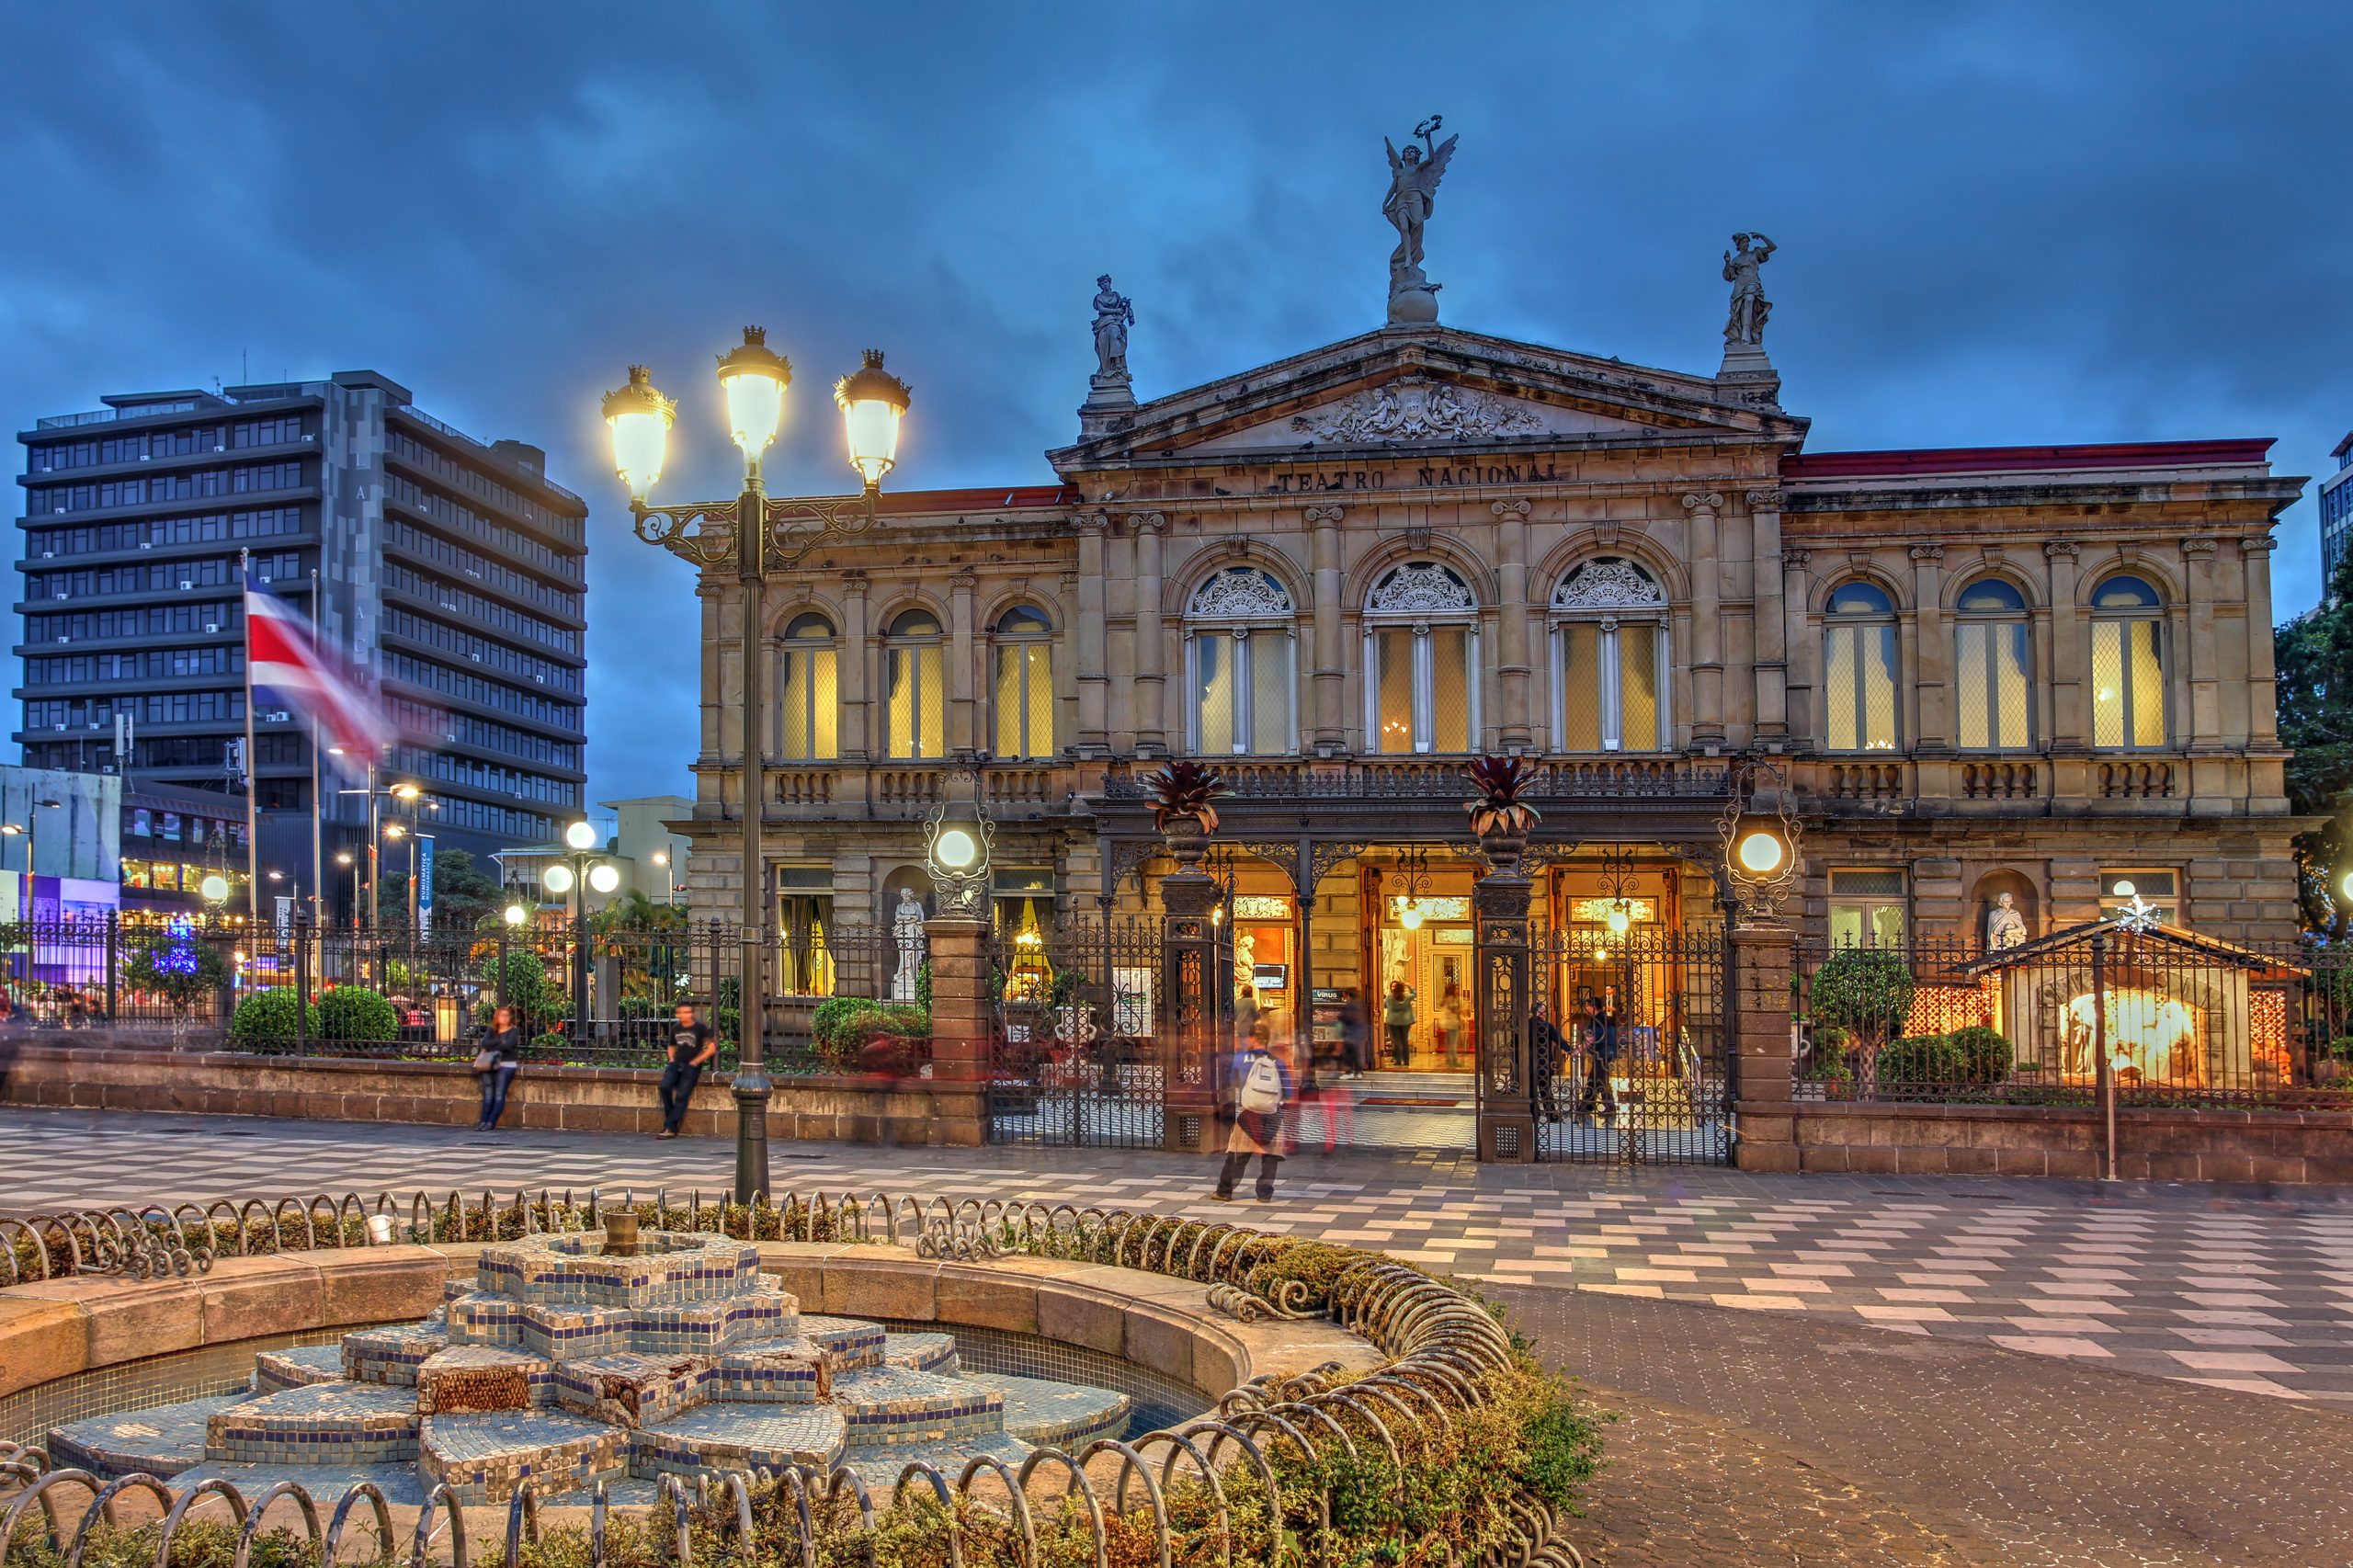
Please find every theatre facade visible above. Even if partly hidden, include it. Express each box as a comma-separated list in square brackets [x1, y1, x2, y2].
[672, 308, 2306, 1065]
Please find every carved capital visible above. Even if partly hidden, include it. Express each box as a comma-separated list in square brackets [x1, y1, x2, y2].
[1909, 544, 1945, 562]
[1680, 491, 1726, 516]
[949, 567, 978, 591]
[2239, 535, 2279, 555]
[840, 568, 870, 596]
[1127, 509, 1167, 534]
[1745, 488, 1784, 511]
[1070, 511, 1110, 535]
[1302, 504, 1346, 528]
[2042, 540, 2081, 560]
[1490, 498, 1533, 520]
[2179, 537, 2220, 556]
[1781, 548, 1811, 571]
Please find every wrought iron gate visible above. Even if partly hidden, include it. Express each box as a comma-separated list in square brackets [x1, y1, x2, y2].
[983, 916, 1186, 1147]
[1534, 925, 1731, 1164]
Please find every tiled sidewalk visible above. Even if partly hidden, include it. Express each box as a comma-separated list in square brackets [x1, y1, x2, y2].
[6, 1107, 2350, 1403]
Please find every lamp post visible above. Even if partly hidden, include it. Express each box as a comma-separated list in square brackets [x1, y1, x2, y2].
[603, 331, 911, 1204]
[653, 850, 674, 906]
[541, 820, 620, 1052]
[335, 851, 358, 928]
[23, 797, 61, 881]
[0, 824, 22, 875]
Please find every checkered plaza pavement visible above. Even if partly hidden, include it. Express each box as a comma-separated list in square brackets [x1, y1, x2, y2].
[7, 1107, 2352, 1407]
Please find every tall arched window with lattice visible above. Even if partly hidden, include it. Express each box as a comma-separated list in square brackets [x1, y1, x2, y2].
[992, 606, 1054, 759]
[2090, 573, 2167, 750]
[883, 608, 945, 759]
[1185, 567, 1295, 756]
[1549, 557, 1668, 752]
[1363, 562, 1479, 755]
[776, 612, 838, 761]
[1823, 580, 1900, 752]
[1953, 577, 2031, 750]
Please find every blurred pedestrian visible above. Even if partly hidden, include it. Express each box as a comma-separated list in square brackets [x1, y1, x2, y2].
[474, 1006, 525, 1131]
[1212, 1021, 1291, 1202]
[657, 1002, 717, 1139]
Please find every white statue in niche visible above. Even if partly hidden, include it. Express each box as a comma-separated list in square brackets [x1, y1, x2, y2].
[1985, 892, 2027, 951]
[892, 888, 927, 1002]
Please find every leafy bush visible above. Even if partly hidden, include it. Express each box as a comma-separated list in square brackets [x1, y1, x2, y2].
[316, 985, 397, 1043]
[1808, 949, 1915, 1045]
[529, 1029, 568, 1057]
[118, 933, 226, 1015]
[477, 950, 558, 1028]
[1948, 1023, 2014, 1084]
[229, 987, 320, 1049]
[812, 997, 928, 1067]
[1879, 1025, 2015, 1089]
[1805, 1024, 1852, 1085]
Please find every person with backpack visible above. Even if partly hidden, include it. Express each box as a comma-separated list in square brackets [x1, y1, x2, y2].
[1212, 1022, 1292, 1202]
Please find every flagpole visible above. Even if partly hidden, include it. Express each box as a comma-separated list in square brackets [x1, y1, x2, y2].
[239, 549, 261, 923]
[309, 568, 324, 927]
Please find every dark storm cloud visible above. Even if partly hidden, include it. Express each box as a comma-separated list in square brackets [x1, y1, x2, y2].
[3, 2, 2343, 801]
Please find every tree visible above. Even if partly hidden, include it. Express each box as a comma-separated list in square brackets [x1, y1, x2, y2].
[119, 926, 229, 1017]
[2276, 553, 2353, 935]
[1807, 949, 1915, 1101]
[379, 847, 506, 932]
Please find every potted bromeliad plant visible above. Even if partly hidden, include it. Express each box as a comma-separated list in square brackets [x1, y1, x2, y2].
[1465, 754, 1543, 856]
[1144, 759, 1232, 859]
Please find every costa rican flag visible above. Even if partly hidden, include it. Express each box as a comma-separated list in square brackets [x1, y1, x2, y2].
[244, 574, 397, 763]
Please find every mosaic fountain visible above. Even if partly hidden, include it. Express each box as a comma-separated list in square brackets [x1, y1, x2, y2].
[46, 1230, 1134, 1503]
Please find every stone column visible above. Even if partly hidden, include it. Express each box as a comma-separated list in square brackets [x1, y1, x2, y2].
[2243, 536, 2280, 746]
[1472, 834, 1535, 1164]
[839, 571, 871, 761]
[1072, 512, 1110, 757]
[948, 568, 977, 756]
[2182, 538, 2222, 751]
[1493, 499, 1535, 751]
[2044, 543, 2084, 748]
[1780, 548, 1813, 746]
[1131, 511, 1168, 756]
[1729, 922, 1799, 1173]
[1306, 505, 1347, 755]
[1683, 492, 1727, 746]
[1910, 544, 1948, 751]
[1749, 490, 1789, 741]
[921, 915, 991, 1147]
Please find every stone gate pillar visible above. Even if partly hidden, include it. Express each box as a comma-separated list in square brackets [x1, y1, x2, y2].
[1159, 823, 1222, 1153]
[923, 915, 992, 1148]
[1729, 921, 1799, 1172]
[1473, 834, 1535, 1163]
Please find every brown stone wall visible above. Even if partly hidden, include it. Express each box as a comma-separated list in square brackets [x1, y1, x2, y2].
[0, 1042, 965, 1146]
[1737, 1099, 2353, 1185]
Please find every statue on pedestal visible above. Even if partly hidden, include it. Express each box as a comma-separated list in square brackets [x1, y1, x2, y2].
[892, 887, 927, 1002]
[1090, 276, 1133, 381]
[1381, 116, 1459, 324]
[1722, 232, 1777, 347]
[1984, 891, 2027, 951]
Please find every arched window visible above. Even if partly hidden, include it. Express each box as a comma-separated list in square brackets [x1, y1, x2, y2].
[777, 612, 837, 761]
[1953, 577, 2030, 750]
[993, 606, 1054, 760]
[1364, 562, 1479, 754]
[883, 608, 945, 759]
[2090, 573, 2165, 749]
[1550, 557, 1668, 752]
[1185, 567, 1294, 756]
[1824, 580, 1899, 752]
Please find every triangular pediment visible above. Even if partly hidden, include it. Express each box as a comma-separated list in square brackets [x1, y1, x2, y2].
[1050, 324, 1805, 475]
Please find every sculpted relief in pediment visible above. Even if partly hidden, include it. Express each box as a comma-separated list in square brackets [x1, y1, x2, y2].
[1289, 376, 1543, 444]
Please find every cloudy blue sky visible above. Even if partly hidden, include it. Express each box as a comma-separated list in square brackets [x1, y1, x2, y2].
[4, 3, 2344, 803]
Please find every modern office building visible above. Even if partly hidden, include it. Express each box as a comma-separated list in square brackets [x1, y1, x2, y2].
[2322, 430, 2353, 594]
[14, 371, 588, 917]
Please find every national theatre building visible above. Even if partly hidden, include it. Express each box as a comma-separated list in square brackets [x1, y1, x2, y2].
[667, 159, 2305, 1062]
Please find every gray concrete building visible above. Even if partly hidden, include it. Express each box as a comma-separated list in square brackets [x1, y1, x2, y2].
[14, 371, 587, 916]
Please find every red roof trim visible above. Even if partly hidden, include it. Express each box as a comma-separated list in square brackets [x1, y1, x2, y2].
[871, 484, 1076, 516]
[1784, 438, 2274, 481]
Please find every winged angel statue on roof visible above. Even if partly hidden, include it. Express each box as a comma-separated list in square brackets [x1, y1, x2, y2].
[1383, 116, 1459, 323]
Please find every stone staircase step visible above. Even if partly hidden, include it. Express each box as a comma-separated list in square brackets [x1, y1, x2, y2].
[882, 1332, 959, 1373]
[832, 1367, 1005, 1449]
[793, 1315, 887, 1370]
[550, 1353, 713, 1427]
[712, 1337, 835, 1403]
[421, 1411, 630, 1505]
[416, 1346, 557, 1415]
[171, 1460, 427, 1506]
[840, 1434, 1032, 1492]
[630, 1405, 847, 1478]
[962, 1373, 1131, 1449]
[206, 1383, 420, 1466]
[49, 1395, 247, 1479]
[341, 1322, 448, 1386]
[254, 1344, 345, 1393]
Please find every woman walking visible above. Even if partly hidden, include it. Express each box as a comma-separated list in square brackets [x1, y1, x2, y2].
[1434, 982, 1465, 1070]
[474, 1006, 525, 1131]
[1212, 1021, 1292, 1202]
[1382, 979, 1416, 1069]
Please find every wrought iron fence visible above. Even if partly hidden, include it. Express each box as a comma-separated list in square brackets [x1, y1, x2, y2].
[1532, 925, 1730, 1165]
[1794, 931, 2353, 1109]
[985, 915, 1175, 1148]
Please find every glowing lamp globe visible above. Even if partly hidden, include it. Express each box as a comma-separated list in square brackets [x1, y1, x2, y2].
[541, 863, 574, 895]
[1400, 902, 1425, 931]
[503, 903, 528, 926]
[934, 828, 978, 870]
[602, 366, 675, 503]
[716, 326, 790, 460]
[564, 820, 598, 851]
[199, 874, 229, 903]
[835, 349, 911, 492]
[587, 863, 621, 895]
[1736, 830, 1785, 876]
[1607, 906, 1631, 936]
[2341, 869, 2353, 902]
[2111, 879, 2136, 898]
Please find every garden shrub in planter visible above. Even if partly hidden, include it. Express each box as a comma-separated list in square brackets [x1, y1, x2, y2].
[229, 987, 320, 1050]
[316, 984, 397, 1044]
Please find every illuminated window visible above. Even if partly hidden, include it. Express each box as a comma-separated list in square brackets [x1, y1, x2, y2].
[1363, 562, 1478, 754]
[1954, 577, 2031, 750]
[2090, 574, 2166, 750]
[2098, 869, 2178, 926]
[1550, 557, 1668, 752]
[992, 607, 1055, 760]
[883, 608, 945, 759]
[1186, 568, 1295, 756]
[777, 613, 838, 761]
[1824, 581, 1899, 752]
[1827, 868, 1907, 949]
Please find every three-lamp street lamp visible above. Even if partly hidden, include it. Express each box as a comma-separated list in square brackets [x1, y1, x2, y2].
[543, 820, 621, 1051]
[602, 329, 911, 1203]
